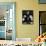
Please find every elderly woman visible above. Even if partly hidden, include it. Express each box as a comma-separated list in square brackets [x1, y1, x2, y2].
[35, 34, 44, 42]
[35, 33, 46, 41]
[35, 33, 46, 46]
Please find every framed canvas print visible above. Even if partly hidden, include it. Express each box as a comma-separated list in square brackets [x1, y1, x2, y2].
[0, 2, 16, 40]
[39, 0, 46, 4]
[22, 10, 33, 24]
[39, 11, 46, 35]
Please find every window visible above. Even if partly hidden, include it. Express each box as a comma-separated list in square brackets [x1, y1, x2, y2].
[0, 2, 16, 40]
[39, 11, 46, 35]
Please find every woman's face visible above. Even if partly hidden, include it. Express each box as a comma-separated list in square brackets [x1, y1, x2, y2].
[44, 35, 46, 38]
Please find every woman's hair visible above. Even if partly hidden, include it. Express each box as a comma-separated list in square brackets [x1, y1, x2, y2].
[43, 32, 46, 36]
[44, 39, 46, 42]
[40, 34, 44, 38]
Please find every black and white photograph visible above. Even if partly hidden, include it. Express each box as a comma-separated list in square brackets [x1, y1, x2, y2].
[22, 10, 33, 24]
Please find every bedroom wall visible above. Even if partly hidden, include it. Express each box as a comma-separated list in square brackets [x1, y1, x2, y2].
[16, 0, 39, 40]
[0, 0, 46, 40]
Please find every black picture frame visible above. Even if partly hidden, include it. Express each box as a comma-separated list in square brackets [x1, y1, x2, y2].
[22, 10, 33, 24]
